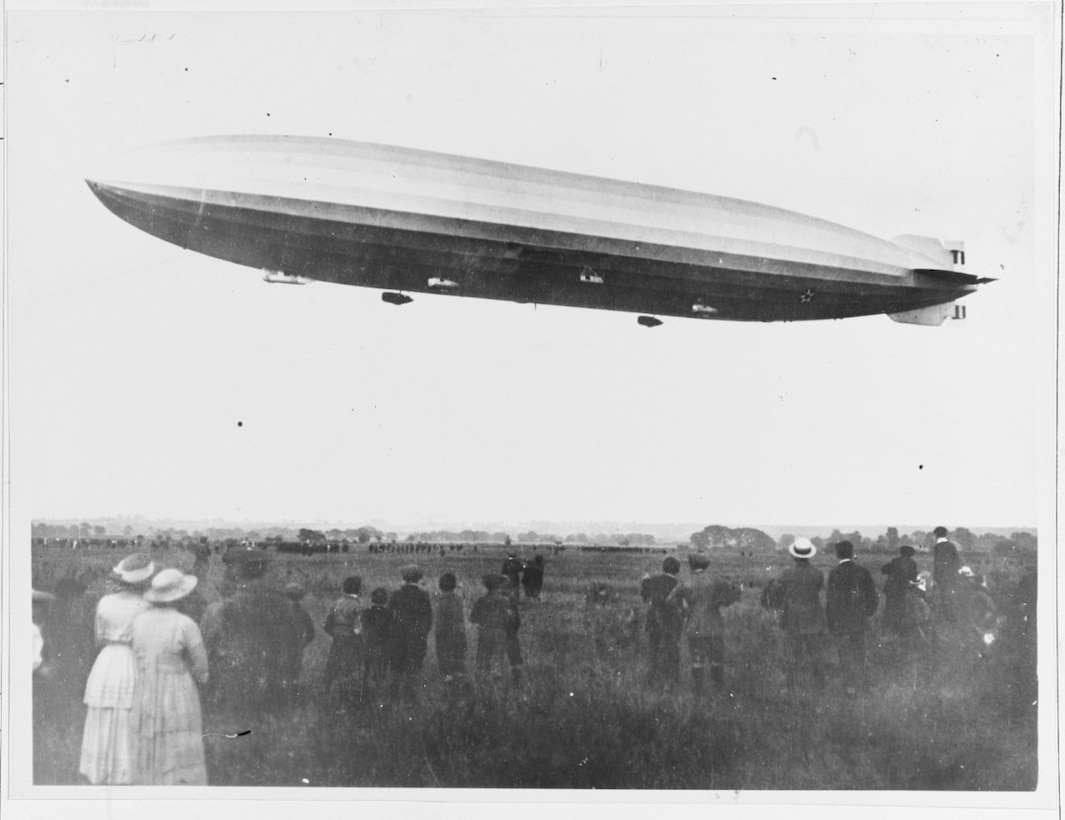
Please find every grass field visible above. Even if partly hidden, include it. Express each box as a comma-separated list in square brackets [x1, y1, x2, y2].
[31, 542, 1038, 790]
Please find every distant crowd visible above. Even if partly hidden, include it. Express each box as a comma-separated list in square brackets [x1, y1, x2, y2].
[31, 525, 1035, 787]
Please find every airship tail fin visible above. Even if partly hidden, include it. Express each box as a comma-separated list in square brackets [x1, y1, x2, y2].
[888, 301, 969, 326]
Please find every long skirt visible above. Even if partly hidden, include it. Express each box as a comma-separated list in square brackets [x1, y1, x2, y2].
[130, 664, 206, 785]
[79, 643, 137, 784]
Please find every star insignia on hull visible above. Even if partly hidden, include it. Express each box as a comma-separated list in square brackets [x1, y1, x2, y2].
[800, 289, 814, 303]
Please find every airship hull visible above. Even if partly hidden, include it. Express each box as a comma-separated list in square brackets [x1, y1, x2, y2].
[86, 136, 984, 323]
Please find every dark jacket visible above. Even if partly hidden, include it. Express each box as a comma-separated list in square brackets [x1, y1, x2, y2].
[881, 555, 918, 594]
[641, 572, 682, 638]
[780, 562, 827, 634]
[933, 540, 960, 586]
[826, 560, 879, 635]
[387, 583, 433, 658]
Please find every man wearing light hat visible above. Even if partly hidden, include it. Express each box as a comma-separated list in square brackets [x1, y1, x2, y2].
[200, 547, 301, 722]
[778, 537, 828, 689]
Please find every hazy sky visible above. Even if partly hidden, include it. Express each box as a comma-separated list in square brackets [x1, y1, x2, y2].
[6, 3, 1056, 533]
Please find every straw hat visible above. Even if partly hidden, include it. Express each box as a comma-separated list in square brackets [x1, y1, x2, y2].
[113, 553, 155, 584]
[789, 538, 817, 559]
[144, 569, 198, 603]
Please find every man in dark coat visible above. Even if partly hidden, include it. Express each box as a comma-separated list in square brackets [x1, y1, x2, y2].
[640, 556, 683, 686]
[521, 555, 545, 599]
[778, 538, 828, 689]
[932, 526, 961, 622]
[501, 553, 524, 590]
[200, 548, 302, 723]
[387, 564, 433, 698]
[826, 540, 879, 694]
[881, 545, 919, 636]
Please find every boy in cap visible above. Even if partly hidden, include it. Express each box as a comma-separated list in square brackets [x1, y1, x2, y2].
[666, 553, 742, 693]
[387, 565, 433, 699]
[434, 572, 468, 684]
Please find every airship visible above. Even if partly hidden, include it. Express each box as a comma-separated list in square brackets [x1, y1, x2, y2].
[86, 135, 992, 326]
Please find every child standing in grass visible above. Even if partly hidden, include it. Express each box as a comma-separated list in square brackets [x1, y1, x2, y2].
[361, 587, 393, 701]
[434, 573, 467, 683]
[323, 576, 363, 708]
[469, 574, 523, 685]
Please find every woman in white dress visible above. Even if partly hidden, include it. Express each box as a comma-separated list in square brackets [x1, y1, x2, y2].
[130, 569, 209, 785]
[78, 553, 155, 784]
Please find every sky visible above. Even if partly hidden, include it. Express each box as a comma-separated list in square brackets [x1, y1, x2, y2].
[5, 2, 1057, 534]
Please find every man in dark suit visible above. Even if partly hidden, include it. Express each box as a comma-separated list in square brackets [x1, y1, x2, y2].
[932, 526, 961, 622]
[826, 540, 878, 695]
[387, 564, 433, 699]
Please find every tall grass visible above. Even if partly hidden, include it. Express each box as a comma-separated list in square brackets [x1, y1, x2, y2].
[31, 543, 1037, 789]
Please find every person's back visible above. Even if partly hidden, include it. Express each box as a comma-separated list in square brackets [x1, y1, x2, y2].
[202, 582, 299, 716]
[781, 562, 826, 634]
[826, 560, 878, 636]
[882, 555, 918, 593]
[435, 575, 467, 680]
[389, 584, 433, 646]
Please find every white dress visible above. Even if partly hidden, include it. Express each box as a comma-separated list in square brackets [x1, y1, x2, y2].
[79, 590, 150, 784]
[130, 607, 209, 785]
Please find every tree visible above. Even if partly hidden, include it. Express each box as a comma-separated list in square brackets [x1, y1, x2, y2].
[952, 527, 975, 550]
[777, 533, 796, 551]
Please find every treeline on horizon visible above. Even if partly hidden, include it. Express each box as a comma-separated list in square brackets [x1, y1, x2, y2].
[32, 521, 1036, 556]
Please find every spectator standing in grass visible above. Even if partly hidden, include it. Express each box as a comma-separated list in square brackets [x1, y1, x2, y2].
[322, 576, 364, 708]
[130, 569, 209, 785]
[826, 540, 879, 695]
[932, 526, 961, 622]
[640, 556, 683, 687]
[470, 573, 523, 684]
[434, 572, 468, 684]
[361, 588, 394, 701]
[388, 565, 433, 698]
[778, 538, 828, 689]
[78, 553, 155, 785]
[666, 553, 742, 694]
[200, 548, 301, 722]
[521, 555, 545, 599]
[881, 545, 919, 636]
[501, 552, 524, 590]
[282, 582, 316, 706]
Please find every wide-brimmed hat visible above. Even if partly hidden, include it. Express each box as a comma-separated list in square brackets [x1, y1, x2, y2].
[144, 569, 198, 603]
[113, 553, 155, 584]
[789, 538, 817, 559]
[400, 564, 423, 583]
